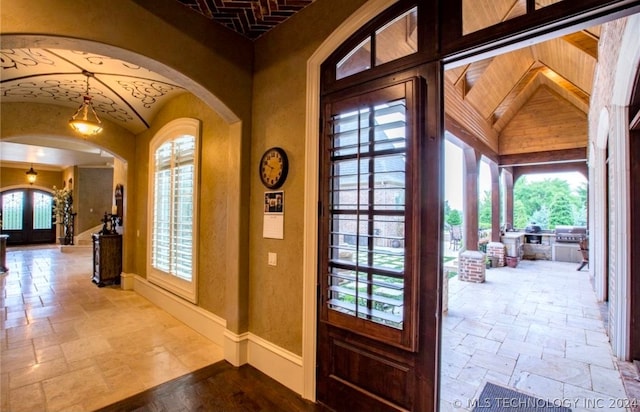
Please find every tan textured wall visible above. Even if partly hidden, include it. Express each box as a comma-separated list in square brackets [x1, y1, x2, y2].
[250, 0, 368, 354]
[135, 93, 229, 316]
[76, 168, 113, 233]
[0, 167, 62, 191]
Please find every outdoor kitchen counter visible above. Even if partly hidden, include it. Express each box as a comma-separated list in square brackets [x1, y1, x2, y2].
[523, 232, 555, 261]
[499, 231, 581, 263]
[500, 232, 525, 258]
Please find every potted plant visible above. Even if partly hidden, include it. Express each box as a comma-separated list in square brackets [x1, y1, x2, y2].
[505, 255, 518, 268]
[52, 186, 74, 245]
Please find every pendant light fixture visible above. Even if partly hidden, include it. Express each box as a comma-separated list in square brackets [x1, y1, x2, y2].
[69, 71, 103, 136]
[26, 165, 38, 185]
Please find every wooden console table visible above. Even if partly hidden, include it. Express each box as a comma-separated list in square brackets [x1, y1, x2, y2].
[0, 235, 8, 274]
[92, 233, 122, 287]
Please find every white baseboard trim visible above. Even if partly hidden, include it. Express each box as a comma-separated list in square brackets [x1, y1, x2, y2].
[131, 274, 304, 395]
[221, 331, 304, 395]
[249, 333, 304, 394]
[133, 274, 227, 347]
[223, 330, 249, 366]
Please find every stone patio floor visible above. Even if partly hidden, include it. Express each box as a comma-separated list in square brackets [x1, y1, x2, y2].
[440, 258, 635, 411]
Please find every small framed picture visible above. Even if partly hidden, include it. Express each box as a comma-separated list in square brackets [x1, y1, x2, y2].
[264, 191, 284, 214]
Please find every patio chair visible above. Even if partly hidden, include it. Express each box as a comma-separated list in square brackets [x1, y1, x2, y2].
[449, 225, 462, 251]
[577, 238, 588, 271]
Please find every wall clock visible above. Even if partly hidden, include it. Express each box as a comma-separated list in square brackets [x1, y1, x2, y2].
[259, 147, 289, 189]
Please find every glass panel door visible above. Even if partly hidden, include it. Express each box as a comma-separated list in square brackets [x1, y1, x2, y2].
[1, 189, 55, 245]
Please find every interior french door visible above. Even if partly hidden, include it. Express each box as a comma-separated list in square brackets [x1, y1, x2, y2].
[317, 69, 441, 411]
[1, 189, 56, 245]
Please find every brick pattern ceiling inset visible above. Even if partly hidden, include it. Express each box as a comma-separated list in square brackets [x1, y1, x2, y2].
[176, 0, 315, 40]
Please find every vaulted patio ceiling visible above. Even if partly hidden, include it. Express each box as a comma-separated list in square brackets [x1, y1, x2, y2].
[445, 1, 599, 165]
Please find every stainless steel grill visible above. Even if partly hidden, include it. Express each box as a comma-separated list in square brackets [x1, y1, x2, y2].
[554, 225, 587, 243]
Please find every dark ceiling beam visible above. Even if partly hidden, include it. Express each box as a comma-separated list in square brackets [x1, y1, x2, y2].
[441, 0, 640, 65]
[499, 147, 586, 166]
[512, 161, 588, 184]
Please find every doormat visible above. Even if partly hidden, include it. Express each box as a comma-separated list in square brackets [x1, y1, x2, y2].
[472, 382, 572, 412]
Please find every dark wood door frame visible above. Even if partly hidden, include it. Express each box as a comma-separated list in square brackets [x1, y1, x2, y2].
[314, 1, 640, 410]
[317, 67, 441, 412]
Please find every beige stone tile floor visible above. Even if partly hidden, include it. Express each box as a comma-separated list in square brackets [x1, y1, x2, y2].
[0, 245, 223, 412]
[440, 258, 634, 412]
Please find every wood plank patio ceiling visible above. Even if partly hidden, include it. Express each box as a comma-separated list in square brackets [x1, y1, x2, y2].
[445, 1, 600, 159]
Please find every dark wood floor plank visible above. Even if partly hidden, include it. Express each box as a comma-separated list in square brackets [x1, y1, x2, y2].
[96, 361, 332, 412]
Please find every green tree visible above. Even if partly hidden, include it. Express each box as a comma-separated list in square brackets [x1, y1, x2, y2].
[530, 205, 550, 229]
[573, 204, 587, 226]
[513, 176, 586, 228]
[513, 199, 528, 228]
[549, 194, 574, 228]
[514, 177, 572, 219]
[575, 181, 587, 205]
[446, 209, 462, 226]
[478, 190, 492, 229]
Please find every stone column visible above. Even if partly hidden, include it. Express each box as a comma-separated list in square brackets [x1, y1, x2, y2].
[458, 250, 485, 283]
[486, 242, 506, 267]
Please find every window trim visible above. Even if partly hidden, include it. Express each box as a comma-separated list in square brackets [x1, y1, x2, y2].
[147, 117, 201, 303]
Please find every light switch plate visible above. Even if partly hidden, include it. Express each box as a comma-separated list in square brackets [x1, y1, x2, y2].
[268, 252, 277, 266]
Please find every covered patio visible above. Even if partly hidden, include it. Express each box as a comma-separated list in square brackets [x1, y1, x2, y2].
[439, 259, 629, 411]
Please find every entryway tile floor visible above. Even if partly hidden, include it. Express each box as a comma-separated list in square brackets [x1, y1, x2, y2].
[0, 245, 223, 412]
[441, 258, 635, 412]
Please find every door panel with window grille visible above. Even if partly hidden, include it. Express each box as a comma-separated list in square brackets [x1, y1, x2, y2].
[318, 76, 437, 411]
[322, 87, 414, 348]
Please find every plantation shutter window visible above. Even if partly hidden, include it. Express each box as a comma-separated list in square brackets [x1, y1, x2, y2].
[148, 118, 200, 303]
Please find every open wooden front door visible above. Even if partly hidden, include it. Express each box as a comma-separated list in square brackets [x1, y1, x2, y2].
[317, 65, 441, 411]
